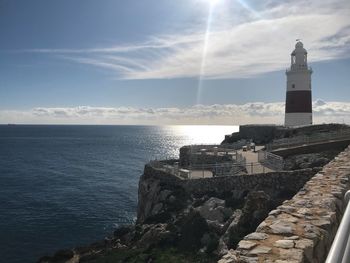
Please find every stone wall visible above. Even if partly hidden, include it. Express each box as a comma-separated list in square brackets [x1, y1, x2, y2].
[143, 165, 317, 198]
[271, 139, 350, 158]
[220, 145, 350, 263]
[179, 170, 317, 199]
[138, 165, 319, 224]
[223, 125, 285, 145]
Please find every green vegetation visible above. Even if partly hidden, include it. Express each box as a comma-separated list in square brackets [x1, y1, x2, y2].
[85, 247, 217, 263]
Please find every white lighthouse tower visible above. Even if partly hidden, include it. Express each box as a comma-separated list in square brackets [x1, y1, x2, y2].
[284, 40, 313, 127]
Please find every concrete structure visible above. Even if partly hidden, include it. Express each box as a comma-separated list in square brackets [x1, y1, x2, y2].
[285, 41, 313, 127]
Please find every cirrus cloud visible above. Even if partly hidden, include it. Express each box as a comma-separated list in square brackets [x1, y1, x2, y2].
[18, 0, 350, 80]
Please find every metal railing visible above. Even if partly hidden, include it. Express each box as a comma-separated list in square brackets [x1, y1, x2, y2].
[149, 160, 274, 179]
[258, 150, 284, 171]
[187, 140, 248, 153]
[325, 190, 350, 263]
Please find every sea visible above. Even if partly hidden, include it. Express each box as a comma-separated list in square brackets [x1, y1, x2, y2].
[0, 125, 238, 263]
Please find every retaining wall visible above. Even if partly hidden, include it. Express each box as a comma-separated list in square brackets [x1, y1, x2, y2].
[271, 139, 350, 158]
[220, 145, 350, 263]
[142, 165, 318, 207]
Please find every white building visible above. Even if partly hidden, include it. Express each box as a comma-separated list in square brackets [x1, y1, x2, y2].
[284, 41, 313, 127]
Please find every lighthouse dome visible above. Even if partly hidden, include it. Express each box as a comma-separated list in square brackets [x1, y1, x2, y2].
[295, 41, 303, 48]
[292, 41, 307, 54]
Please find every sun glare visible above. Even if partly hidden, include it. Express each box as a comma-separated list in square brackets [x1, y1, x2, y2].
[197, 0, 220, 104]
[199, 0, 221, 6]
[209, 0, 220, 5]
[173, 125, 239, 145]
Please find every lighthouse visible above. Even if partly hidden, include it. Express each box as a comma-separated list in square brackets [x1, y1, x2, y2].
[284, 41, 313, 127]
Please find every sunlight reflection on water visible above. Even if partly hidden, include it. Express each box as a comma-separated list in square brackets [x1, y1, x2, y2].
[167, 125, 239, 145]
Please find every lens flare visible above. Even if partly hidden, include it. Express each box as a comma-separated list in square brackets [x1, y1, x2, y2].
[196, 1, 216, 104]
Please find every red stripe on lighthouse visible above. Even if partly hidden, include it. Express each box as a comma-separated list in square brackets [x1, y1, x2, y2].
[285, 91, 312, 113]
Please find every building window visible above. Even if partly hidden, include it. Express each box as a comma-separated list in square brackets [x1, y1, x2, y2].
[292, 84, 295, 89]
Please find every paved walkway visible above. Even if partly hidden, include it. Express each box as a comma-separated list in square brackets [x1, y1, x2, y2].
[237, 146, 275, 174]
[189, 170, 213, 179]
[186, 146, 275, 178]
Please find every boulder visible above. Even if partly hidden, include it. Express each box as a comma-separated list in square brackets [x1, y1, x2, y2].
[217, 210, 243, 256]
[196, 197, 233, 224]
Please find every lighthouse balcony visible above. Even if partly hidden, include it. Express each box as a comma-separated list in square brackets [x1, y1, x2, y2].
[286, 66, 313, 73]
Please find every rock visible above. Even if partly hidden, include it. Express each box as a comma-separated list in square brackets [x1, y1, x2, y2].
[136, 223, 173, 249]
[217, 210, 243, 256]
[278, 248, 304, 261]
[284, 235, 299, 240]
[159, 190, 172, 201]
[299, 162, 310, 169]
[113, 225, 133, 239]
[295, 239, 314, 262]
[295, 239, 313, 249]
[237, 240, 257, 250]
[218, 249, 239, 263]
[207, 220, 225, 233]
[275, 261, 299, 263]
[168, 195, 176, 203]
[284, 150, 338, 170]
[177, 210, 209, 251]
[280, 214, 299, 223]
[137, 176, 162, 223]
[247, 245, 272, 255]
[244, 232, 269, 241]
[312, 157, 329, 167]
[51, 249, 74, 262]
[151, 202, 163, 214]
[268, 209, 280, 216]
[274, 240, 294, 248]
[311, 219, 331, 230]
[303, 223, 326, 240]
[240, 256, 258, 263]
[201, 232, 220, 253]
[297, 208, 312, 216]
[237, 191, 272, 234]
[269, 220, 295, 235]
[196, 197, 233, 223]
[256, 221, 268, 232]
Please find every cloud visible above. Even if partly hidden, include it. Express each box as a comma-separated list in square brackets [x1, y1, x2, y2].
[15, 0, 350, 79]
[1, 100, 350, 125]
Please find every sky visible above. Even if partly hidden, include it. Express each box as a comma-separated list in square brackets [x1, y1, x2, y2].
[0, 0, 349, 125]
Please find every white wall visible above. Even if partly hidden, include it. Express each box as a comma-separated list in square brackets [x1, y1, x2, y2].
[285, 112, 312, 127]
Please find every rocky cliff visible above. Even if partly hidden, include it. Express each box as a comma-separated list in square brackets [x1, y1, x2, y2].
[38, 124, 350, 263]
[38, 167, 318, 263]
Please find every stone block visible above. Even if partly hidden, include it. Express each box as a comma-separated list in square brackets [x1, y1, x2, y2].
[274, 240, 294, 248]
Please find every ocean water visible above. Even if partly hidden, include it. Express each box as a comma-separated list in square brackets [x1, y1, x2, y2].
[0, 125, 238, 263]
